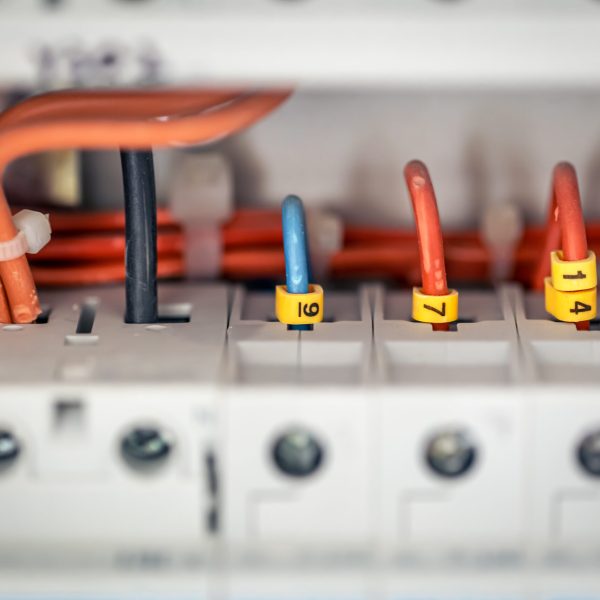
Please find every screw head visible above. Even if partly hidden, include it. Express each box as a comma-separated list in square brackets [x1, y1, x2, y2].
[425, 429, 477, 478]
[272, 428, 324, 478]
[577, 430, 600, 477]
[0, 430, 20, 469]
[121, 426, 172, 471]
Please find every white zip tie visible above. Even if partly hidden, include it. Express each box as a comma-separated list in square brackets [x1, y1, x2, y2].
[0, 230, 29, 262]
[0, 210, 52, 262]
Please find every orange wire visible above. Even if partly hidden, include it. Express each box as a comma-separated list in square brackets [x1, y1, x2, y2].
[31, 256, 184, 287]
[0, 88, 290, 322]
[31, 231, 183, 262]
[222, 225, 282, 247]
[0, 89, 245, 127]
[531, 162, 589, 330]
[330, 244, 418, 278]
[39, 208, 178, 234]
[404, 160, 450, 331]
[0, 279, 10, 323]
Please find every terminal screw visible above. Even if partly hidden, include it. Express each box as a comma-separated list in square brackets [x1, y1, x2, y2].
[425, 429, 477, 478]
[577, 430, 600, 477]
[0, 430, 20, 468]
[272, 428, 324, 478]
[121, 426, 172, 471]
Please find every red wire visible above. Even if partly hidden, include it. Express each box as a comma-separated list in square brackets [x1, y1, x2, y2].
[31, 256, 184, 287]
[222, 226, 282, 247]
[532, 162, 589, 330]
[404, 160, 450, 331]
[41, 208, 178, 233]
[554, 162, 588, 261]
[32, 231, 183, 262]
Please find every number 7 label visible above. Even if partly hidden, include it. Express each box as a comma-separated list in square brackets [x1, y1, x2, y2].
[412, 288, 459, 324]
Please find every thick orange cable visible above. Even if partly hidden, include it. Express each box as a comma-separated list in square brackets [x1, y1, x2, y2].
[0, 89, 244, 128]
[531, 162, 589, 330]
[0, 89, 290, 322]
[404, 160, 450, 331]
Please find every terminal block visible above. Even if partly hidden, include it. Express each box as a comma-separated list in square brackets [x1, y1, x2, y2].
[514, 287, 600, 556]
[222, 286, 373, 554]
[373, 285, 525, 556]
[0, 284, 228, 557]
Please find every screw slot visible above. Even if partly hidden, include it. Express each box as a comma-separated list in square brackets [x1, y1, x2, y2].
[0, 430, 20, 471]
[577, 430, 600, 477]
[425, 429, 477, 478]
[272, 428, 324, 478]
[120, 426, 172, 472]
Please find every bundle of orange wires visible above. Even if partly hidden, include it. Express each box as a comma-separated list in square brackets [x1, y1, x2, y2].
[0, 88, 290, 323]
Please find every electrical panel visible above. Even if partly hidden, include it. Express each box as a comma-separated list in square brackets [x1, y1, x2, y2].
[0, 284, 599, 597]
[0, 1, 600, 598]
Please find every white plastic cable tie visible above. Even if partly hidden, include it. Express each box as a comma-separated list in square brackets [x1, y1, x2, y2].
[481, 202, 523, 281]
[184, 224, 222, 279]
[0, 210, 52, 262]
[307, 209, 343, 279]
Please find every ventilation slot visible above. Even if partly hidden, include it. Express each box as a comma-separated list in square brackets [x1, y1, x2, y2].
[157, 303, 191, 324]
[65, 298, 99, 345]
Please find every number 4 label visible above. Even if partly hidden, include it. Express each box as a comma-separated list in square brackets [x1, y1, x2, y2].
[570, 300, 592, 315]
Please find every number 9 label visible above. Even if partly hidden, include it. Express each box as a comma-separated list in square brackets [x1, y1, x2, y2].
[276, 284, 324, 325]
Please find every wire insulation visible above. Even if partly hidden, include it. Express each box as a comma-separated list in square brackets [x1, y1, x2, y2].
[120, 150, 158, 324]
[531, 162, 589, 330]
[404, 160, 450, 331]
[282, 195, 311, 331]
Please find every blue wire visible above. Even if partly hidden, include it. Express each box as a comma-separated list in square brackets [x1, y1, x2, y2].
[282, 194, 311, 331]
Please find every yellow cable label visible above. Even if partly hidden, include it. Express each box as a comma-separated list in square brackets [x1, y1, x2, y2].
[412, 287, 459, 324]
[275, 284, 324, 325]
[544, 277, 597, 322]
[550, 250, 597, 292]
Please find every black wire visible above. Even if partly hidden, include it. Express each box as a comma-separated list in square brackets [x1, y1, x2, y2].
[120, 150, 158, 324]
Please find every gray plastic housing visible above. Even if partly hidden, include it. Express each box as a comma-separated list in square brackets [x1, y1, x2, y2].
[0, 282, 597, 567]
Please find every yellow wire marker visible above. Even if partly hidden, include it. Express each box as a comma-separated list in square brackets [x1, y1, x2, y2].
[545, 277, 596, 322]
[550, 250, 597, 292]
[545, 249, 597, 322]
[412, 287, 459, 324]
[276, 284, 324, 325]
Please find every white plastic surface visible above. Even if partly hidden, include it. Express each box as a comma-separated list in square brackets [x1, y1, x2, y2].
[13, 209, 52, 254]
[169, 153, 233, 224]
[222, 287, 373, 549]
[0, 284, 228, 551]
[0, 282, 598, 588]
[2, 1, 600, 87]
[513, 287, 600, 552]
